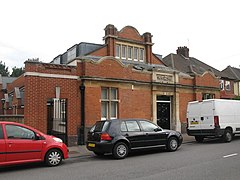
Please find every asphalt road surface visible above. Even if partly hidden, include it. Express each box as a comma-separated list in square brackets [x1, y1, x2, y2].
[1, 136, 240, 180]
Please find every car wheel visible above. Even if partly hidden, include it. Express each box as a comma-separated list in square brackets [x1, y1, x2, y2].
[93, 151, 104, 156]
[195, 136, 204, 143]
[223, 129, 232, 143]
[167, 137, 178, 152]
[45, 149, 63, 167]
[112, 142, 128, 159]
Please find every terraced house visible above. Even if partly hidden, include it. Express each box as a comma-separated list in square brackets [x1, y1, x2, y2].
[0, 24, 224, 146]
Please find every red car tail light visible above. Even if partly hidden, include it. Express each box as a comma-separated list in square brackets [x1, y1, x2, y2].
[214, 116, 219, 127]
[101, 133, 112, 141]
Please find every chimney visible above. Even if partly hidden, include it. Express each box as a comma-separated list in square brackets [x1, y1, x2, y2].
[176, 46, 189, 58]
[103, 24, 118, 57]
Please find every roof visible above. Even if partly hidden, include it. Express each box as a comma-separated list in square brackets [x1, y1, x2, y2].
[0, 75, 17, 89]
[222, 66, 240, 80]
[162, 53, 225, 78]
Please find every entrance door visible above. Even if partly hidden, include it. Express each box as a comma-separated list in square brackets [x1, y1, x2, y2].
[157, 96, 171, 129]
[47, 99, 68, 145]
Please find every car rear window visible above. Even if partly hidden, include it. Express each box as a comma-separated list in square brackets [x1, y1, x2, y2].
[0, 125, 4, 139]
[90, 121, 110, 132]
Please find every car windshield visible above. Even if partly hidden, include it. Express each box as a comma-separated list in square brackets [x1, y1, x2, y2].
[90, 121, 110, 132]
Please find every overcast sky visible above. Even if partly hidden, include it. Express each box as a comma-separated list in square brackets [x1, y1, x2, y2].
[1, 0, 240, 71]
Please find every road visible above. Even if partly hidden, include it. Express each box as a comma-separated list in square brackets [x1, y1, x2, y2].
[1, 136, 240, 180]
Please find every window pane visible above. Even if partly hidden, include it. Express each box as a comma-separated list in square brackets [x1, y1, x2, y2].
[101, 88, 108, 99]
[0, 125, 3, 139]
[111, 102, 117, 118]
[128, 46, 133, 60]
[121, 122, 127, 132]
[6, 125, 35, 139]
[116, 45, 120, 58]
[122, 45, 126, 59]
[140, 48, 144, 62]
[126, 121, 140, 132]
[111, 88, 117, 100]
[134, 47, 138, 61]
[101, 102, 108, 120]
[139, 121, 158, 132]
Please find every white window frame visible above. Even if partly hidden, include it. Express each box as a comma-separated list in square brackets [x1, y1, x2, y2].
[128, 46, 133, 60]
[220, 80, 224, 90]
[134, 47, 138, 61]
[139, 48, 144, 62]
[101, 87, 118, 120]
[116, 44, 121, 59]
[225, 81, 231, 91]
[122, 45, 126, 60]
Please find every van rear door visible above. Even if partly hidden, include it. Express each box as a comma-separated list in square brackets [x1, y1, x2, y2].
[200, 100, 215, 130]
[187, 102, 202, 130]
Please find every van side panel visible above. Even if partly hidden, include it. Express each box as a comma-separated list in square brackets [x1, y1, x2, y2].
[187, 99, 240, 137]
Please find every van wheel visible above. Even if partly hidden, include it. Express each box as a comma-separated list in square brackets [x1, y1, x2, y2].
[195, 136, 204, 143]
[112, 142, 128, 159]
[167, 137, 178, 152]
[223, 129, 232, 143]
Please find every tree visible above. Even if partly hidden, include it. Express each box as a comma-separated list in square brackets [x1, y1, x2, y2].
[0, 61, 10, 76]
[10, 66, 25, 77]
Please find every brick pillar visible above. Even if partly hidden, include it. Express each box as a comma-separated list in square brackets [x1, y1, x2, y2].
[103, 24, 117, 57]
[143, 32, 153, 64]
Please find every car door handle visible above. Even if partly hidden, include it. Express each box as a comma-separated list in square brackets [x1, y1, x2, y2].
[124, 133, 129, 137]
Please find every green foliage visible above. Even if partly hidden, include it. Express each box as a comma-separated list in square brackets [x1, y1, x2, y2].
[0, 61, 10, 76]
[10, 66, 25, 77]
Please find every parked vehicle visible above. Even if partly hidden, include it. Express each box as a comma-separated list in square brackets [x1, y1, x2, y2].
[86, 119, 182, 159]
[0, 121, 68, 167]
[187, 99, 240, 143]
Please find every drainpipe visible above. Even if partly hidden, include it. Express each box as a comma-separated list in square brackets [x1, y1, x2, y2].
[79, 80, 85, 145]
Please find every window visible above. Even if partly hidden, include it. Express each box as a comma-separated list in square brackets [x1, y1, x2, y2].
[134, 47, 138, 61]
[8, 93, 13, 108]
[220, 80, 224, 90]
[125, 121, 140, 132]
[122, 45, 126, 59]
[139, 48, 144, 62]
[101, 88, 118, 120]
[6, 125, 35, 140]
[121, 122, 128, 132]
[139, 121, 158, 132]
[128, 46, 133, 60]
[225, 81, 231, 91]
[116, 44, 121, 58]
[0, 125, 4, 139]
[202, 93, 215, 100]
[115, 43, 145, 62]
[20, 88, 24, 106]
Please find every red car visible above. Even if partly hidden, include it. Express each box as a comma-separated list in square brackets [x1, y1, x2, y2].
[0, 121, 68, 167]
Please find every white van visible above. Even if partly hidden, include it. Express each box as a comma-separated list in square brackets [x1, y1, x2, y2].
[187, 99, 240, 142]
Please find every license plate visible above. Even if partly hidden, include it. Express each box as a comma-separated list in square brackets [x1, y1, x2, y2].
[88, 143, 95, 147]
[191, 121, 199, 125]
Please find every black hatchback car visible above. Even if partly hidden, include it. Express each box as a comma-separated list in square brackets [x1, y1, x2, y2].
[86, 119, 183, 159]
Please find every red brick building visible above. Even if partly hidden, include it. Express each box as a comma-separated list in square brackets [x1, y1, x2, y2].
[0, 25, 221, 146]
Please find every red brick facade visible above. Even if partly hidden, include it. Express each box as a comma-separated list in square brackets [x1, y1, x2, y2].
[0, 25, 222, 146]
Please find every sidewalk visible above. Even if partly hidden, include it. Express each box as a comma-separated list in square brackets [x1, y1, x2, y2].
[68, 133, 195, 158]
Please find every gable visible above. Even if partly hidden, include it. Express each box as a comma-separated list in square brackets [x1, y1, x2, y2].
[118, 26, 144, 42]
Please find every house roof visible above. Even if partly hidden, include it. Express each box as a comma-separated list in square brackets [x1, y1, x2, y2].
[222, 66, 240, 80]
[0, 75, 17, 89]
[162, 53, 227, 78]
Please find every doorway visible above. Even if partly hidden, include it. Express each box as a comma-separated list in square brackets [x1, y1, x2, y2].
[157, 96, 171, 129]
